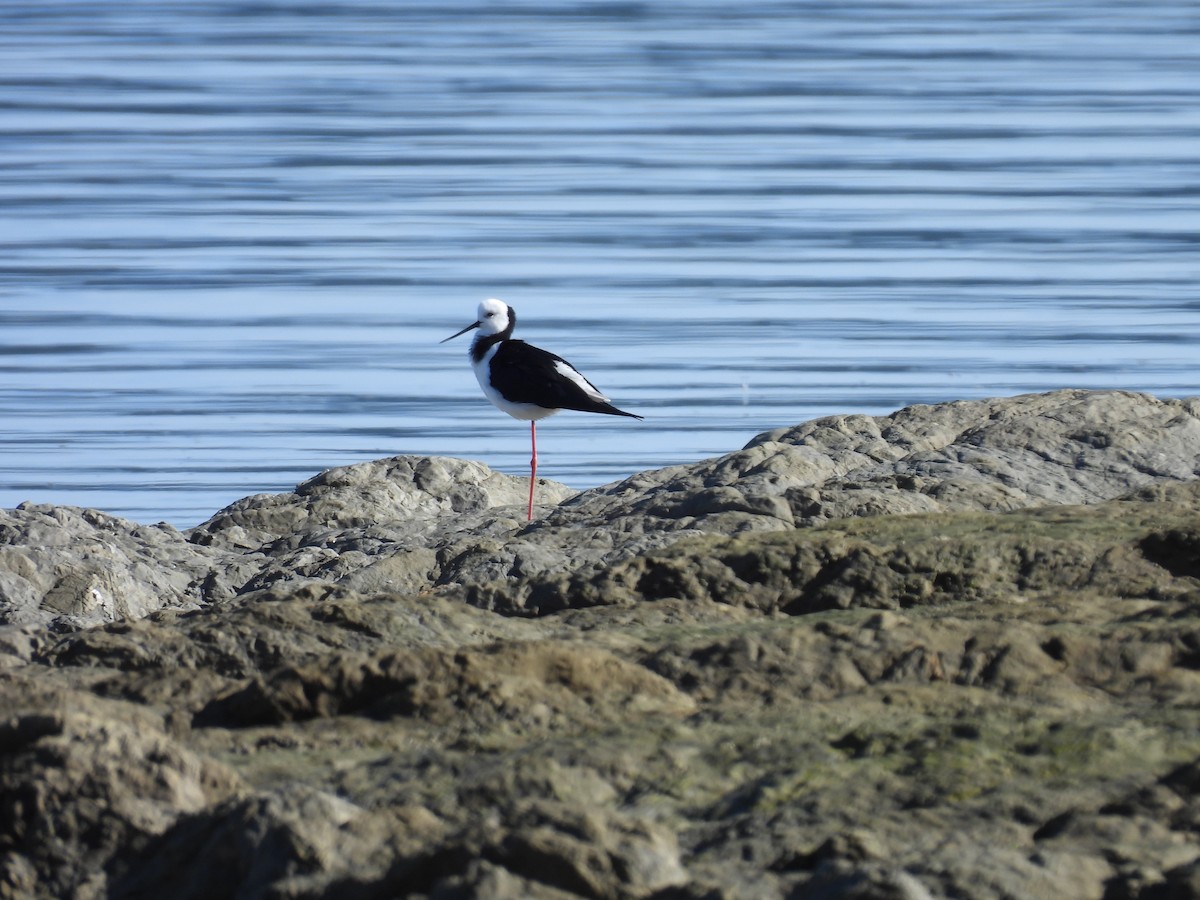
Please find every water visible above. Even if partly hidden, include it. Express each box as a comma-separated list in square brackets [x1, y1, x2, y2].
[1, 2, 1197, 527]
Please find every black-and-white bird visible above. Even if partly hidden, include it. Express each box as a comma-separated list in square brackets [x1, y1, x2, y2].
[442, 298, 642, 520]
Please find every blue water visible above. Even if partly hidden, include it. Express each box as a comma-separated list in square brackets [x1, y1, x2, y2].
[1, 2, 1197, 526]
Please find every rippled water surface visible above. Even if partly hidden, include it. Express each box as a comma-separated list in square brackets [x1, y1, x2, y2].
[1, 2, 1197, 526]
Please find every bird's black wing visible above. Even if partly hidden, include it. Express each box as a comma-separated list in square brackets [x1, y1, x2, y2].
[490, 340, 641, 418]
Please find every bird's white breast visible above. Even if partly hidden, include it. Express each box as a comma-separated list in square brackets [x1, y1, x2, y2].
[472, 343, 561, 421]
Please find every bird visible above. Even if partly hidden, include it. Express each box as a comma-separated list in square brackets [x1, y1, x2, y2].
[442, 298, 642, 521]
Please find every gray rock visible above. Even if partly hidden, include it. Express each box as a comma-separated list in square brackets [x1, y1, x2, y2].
[0, 682, 245, 899]
[190, 454, 577, 552]
[432, 389, 1200, 598]
[189, 455, 577, 602]
[550, 388, 1200, 533]
[0, 505, 220, 630]
[2, 446, 1200, 898]
[107, 787, 390, 900]
[799, 863, 937, 900]
[193, 637, 696, 730]
[186, 390, 1184, 609]
[2, 391, 1198, 629]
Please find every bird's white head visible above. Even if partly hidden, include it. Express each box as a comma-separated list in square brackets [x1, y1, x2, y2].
[441, 298, 514, 344]
[476, 298, 511, 336]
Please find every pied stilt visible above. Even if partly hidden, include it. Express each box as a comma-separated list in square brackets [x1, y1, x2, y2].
[442, 298, 642, 520]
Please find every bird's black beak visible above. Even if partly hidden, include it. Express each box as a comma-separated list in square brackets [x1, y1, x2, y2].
[440, 320, 480, 343]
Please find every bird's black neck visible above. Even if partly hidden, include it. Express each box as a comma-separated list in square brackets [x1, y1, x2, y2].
[470, 307, 516, 363]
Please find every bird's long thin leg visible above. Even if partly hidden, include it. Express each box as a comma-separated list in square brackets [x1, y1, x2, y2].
[528, 420, 537, 521]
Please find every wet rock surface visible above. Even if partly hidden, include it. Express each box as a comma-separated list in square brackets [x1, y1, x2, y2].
[2, 390, 1200, 898]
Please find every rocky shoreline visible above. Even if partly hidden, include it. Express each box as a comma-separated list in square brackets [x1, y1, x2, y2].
[2, 389, 1199, 898]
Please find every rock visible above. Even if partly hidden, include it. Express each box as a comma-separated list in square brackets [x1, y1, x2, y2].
[799, 863, 937, 900]
[548, 389, 1200, 531]
[441, 389, 1200, 598]
[1, 390, 1200, 899]
[0, 681, 244, 898]
[188, 455, 578, 603]
[107, 787, 398, 900]
[190, 455, 576, 553]
[468, 478, 1200, 615]
[194, 639, 696, 731]
[1146, 860, 1200, 900]
[0, 505, 220, 630]
[491, 800, 688, 898]
[3, 390, 1199, 628]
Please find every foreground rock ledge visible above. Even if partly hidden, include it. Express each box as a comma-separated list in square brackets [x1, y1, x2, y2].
[1, 389, 1199, 899]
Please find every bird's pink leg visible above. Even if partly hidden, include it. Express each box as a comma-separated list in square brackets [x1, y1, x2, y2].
[528, 420, 537, 521]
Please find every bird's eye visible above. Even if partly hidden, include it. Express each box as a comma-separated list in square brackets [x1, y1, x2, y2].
[485, 312, 494, 317]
